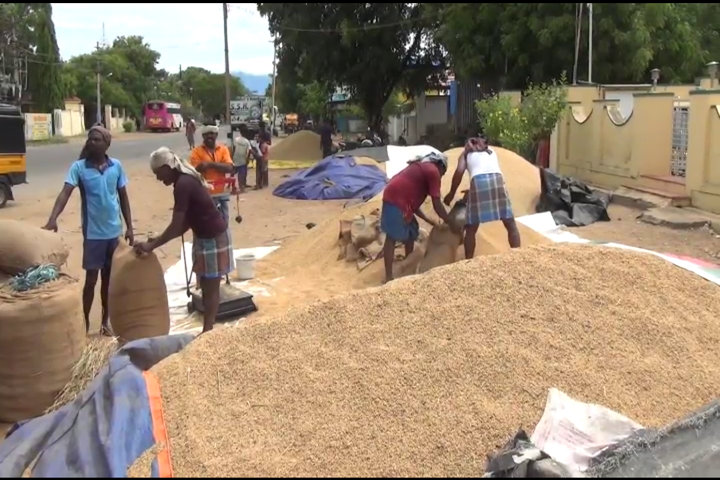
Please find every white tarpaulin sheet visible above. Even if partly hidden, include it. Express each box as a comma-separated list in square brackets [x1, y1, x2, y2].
[385, 145, 442, 179]
[519, 211, 720, 286]
[165, 244, 279, 334]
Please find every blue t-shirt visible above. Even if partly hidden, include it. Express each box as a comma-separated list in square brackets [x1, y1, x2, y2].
[65, 158, 128, 240]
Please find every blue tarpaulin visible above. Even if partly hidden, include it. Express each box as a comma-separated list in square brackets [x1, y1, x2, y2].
[0, 334, 195, 478]
[272, 156, 387, 201]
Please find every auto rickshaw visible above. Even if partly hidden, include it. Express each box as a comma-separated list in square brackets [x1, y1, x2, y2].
[0, 103, 27, 208]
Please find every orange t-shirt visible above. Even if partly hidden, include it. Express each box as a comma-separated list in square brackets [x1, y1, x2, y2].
[189, 144, 233, 195]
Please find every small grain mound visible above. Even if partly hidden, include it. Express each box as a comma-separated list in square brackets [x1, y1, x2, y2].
[271, 130, 323, 162]
[46, 336, 118, 413]
[155, 244, 720, 477]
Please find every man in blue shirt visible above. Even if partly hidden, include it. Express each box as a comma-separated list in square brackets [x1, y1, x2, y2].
[43, 126, 134, 336]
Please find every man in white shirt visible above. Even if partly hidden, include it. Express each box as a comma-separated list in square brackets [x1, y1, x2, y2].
[229, 126, 251, 193]
[443, 135, 521, 258]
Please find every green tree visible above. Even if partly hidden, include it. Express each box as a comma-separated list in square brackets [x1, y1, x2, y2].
[268, 71, 304, 113]
[298, 81, 332, 121]
[30, 6, 64, 112]
[64, 37, 162, 117]
[190, 73, 247, 118]
[432, 3, 709, 89]
[0, 3, 64, 107]
[257, 3, 444, 131]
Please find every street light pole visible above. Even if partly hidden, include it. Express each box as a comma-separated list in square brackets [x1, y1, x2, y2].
[270, 35, 278, 130]
[222, 3, 231, 125]
[95, 42, 102, 125]
[588, 2, 594, 83]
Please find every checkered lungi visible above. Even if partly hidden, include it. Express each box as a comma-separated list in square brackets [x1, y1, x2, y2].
[466, 172, 514, 225]
[192, 228, 234, 279]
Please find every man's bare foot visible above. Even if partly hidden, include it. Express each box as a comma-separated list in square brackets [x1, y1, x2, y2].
[100, 325, 114, 337]
[382, 277, 394, 285]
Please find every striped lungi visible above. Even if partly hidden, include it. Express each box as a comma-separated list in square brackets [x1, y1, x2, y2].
[192, 228, 234, 279]
[466, 172, 514, 225]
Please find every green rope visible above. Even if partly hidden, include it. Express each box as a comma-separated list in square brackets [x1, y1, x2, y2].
[9, 264, 59, 292]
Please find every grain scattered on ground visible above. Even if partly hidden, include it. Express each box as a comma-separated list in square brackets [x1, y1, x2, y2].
[154, 243, 720, 477]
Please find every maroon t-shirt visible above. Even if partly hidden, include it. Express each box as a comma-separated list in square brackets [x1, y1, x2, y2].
[383, 162, 442, 221]
[173, 174, 227, 239]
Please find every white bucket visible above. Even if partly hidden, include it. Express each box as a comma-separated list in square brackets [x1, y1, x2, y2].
[235, 254, 256, 280]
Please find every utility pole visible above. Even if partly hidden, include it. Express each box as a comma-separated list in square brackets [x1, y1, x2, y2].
[270, 35, 278, 130]
[95, 41, 102, 125]
[222, 2, 231, 125]
[587, 2, 593, 83]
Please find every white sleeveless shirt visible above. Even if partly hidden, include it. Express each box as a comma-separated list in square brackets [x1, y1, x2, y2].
[466, 150, 502, 177]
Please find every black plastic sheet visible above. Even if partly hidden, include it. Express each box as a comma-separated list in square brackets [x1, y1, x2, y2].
[484, 429, 580, 478]
[536, 168, 612, 227]
[589, 400, 720, 477]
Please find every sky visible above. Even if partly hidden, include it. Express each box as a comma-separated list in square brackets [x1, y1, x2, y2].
[51, 3, 275, 75]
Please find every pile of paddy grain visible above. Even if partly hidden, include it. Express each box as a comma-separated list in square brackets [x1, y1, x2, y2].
[271, 130, 323, 162]
[258, 146, 547, 289]
[153, 243, 720, 477]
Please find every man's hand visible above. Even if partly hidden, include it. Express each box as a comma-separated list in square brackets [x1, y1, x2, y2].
[443, 192, 455, 207]
[133, 241, 154, 256]
[125, 228, 135, 246]
[195, 162, 208, 173]
[42, 219, 58, 232]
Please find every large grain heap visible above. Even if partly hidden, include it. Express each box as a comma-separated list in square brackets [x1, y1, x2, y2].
[154, 243, 720, 477]
[258, 146, 549, 292]
[270, 130, 324, 162]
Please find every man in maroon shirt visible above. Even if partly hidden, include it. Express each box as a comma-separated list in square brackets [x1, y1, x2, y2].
[135, 147, 232, 334]
[380, 153, 454, 283]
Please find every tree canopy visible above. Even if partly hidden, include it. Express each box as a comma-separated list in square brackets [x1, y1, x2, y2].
[5, 2, 720, 130]
[257, 2, 444, 130]
[432, 3, 714, 88]
[1, 4, 248, 120]
[62, 38, 248, 118]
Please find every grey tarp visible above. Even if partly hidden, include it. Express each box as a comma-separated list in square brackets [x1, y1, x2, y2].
[589, 399, 720, 477]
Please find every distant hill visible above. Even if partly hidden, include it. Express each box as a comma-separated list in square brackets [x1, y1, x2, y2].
[232, 71, 271, 95]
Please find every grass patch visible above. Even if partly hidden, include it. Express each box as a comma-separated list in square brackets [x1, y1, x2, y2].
[27, 136, 70, 146]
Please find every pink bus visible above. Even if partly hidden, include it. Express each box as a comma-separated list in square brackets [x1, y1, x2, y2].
[143, 101, 184, 132]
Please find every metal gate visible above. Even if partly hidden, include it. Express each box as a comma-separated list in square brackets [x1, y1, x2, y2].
[671, 103, 689, 177]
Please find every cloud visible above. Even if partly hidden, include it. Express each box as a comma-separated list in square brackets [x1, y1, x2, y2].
[51, 3, 274, 75]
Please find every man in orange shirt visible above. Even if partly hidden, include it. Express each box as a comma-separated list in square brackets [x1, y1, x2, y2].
[189, 125, 235, 221]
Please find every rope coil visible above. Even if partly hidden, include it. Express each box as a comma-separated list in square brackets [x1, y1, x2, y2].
[9, 264, 59, 292]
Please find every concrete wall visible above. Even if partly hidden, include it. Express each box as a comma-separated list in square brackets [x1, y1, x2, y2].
[415, 93, 449, 138]
[29, 99, 131, 140]
[55, 100, 85, 137]
[553, 83, 720, 214]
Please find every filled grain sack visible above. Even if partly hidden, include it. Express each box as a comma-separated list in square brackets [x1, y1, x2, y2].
[0, 274, 85, 423]
[0, 219, 69, 275]
[109, 242, 170, 345]
[350, 210, 380, 249]
[419, 224, 463, 273]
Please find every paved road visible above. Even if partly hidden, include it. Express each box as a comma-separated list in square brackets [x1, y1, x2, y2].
[20, 127, 232, 197]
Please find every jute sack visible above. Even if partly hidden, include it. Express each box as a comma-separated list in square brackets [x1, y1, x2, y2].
[109, 241, 170, 345]
[0, 219, 69, 275]
[350, 212, 380, 249]
[418, 224, 463, 274]
[0, 274, 85, 423]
